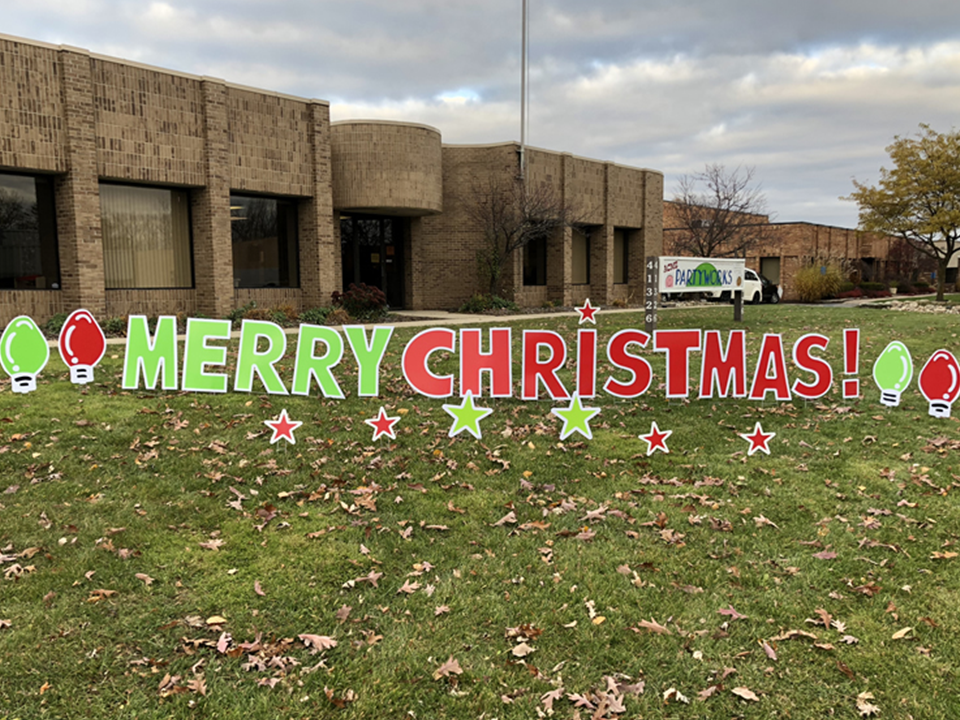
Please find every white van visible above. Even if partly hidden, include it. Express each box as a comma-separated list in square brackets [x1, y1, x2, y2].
[706, 268, 782, 304]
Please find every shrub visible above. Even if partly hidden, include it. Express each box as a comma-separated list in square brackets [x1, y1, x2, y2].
[103, 316, 127, 336]
[324, 307, 352, 326]
[243, 306, 272, 321]
[44, 312, 69, 337]
[227, 301, 257, 323]
[457, 294, 520, 314]
[332, 283, 388, 321]
[860, 281, 886, 292]
[299, 306, 332, 325]
[839, 281, 857, 293]
[175, 311, 197, 333]
[864, 289, 892, 299]
[271, 304, 298, 325]
[793, 262, 844, 302]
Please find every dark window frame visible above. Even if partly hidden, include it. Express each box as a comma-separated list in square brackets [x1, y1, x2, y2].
[614, 228, 631, 285]
[230, 193, 300, 290]
[523, 235, 548, 287]
[0, 171, 60, 290]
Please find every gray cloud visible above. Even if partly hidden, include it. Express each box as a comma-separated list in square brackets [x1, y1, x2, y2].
[5, 1, 960, 225]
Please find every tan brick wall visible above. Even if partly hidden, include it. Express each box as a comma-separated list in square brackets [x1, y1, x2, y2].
[414, 143, 514, 308]
[191, 79, 233, 318]
[0, 291, 63, 323]
[331, 121, 443, 215]
[227, 88, 314, 196]
[561, 156, 605, 225]
[0, 38, 65, 172]
[413, 143, 663, 310]
[92, 59, 205, 185]
[55, 47, 106, 316]
[0, 33, 664, 322]
[298, 103, 338, 309]
[0, 34, 338, 325]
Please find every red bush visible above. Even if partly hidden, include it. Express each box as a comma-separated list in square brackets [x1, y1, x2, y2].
[836, 288, 864, 299]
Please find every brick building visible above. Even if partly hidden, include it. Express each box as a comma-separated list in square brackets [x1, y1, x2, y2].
[663, 201, 898, 301]
[0, 33, 663, 324]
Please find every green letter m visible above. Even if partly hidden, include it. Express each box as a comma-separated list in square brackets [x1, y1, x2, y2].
[122, 315, 179, 390]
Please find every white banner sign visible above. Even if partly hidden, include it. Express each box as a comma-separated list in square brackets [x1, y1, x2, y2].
[658, 256, 745, 295]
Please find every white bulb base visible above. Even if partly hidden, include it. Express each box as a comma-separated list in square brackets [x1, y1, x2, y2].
[928, 400, 952, 419]
[879, 389, 902, 407]
[69, 365, 94, 384]
[11, 374, 37, 393]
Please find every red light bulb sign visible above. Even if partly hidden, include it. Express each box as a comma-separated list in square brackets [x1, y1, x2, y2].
[58, 309, 106, 384]
[918, 349, 960, 419]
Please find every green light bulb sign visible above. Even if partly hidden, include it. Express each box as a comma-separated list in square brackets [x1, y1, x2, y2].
[872, 340, 913, 407]
[1, 316, 50, 394]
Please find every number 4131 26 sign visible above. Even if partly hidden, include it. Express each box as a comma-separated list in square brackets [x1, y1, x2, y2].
[645, 256, 659, 335]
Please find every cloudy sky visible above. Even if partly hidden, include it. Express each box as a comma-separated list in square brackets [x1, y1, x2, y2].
[6, 1, 960, 226]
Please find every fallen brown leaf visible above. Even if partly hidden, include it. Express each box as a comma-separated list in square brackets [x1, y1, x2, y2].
[299, 634, 337, 654]
[397, 579, 421, 595]
[433, 655, 463, 680]
[631, 618, 671, 635]
[511, 642, 536, 658]
[731, 686, 759, 702]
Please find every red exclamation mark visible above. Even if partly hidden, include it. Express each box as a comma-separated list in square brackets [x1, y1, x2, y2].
[843, 328, 859, 398]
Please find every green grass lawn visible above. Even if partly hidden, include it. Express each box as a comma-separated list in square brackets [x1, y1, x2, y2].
[2, 304, 960, 719]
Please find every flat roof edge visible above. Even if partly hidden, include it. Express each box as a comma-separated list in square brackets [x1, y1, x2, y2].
[0, 31, 329, 106]
[332, 119, 441, 134]
[442, 141, 662, 174]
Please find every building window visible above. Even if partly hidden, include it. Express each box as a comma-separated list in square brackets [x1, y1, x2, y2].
[231, 195, 299, 289]
[523, 236, 547, 286]
[0, 173, 59, 289]
[572, 226, 592, 285]
[614, 228, 630, 284]
[100, 184, 192, 289]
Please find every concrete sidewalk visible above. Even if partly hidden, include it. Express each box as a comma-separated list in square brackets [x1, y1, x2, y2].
[48, 302, 732, 347]
[51, 304, 750, 348]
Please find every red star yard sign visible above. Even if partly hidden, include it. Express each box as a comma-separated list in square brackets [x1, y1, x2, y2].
[365, 406, 401, 441]
[264, 409, 302, 445]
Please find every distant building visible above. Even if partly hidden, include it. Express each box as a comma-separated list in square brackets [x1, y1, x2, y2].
[0, 33, 662, 324]
[663, 201, 900, 300]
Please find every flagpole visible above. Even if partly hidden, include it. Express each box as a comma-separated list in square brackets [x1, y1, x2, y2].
[520, 0, 528, 180]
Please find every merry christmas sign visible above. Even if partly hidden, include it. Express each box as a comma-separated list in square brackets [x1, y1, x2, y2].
[2, 302, 958, 453]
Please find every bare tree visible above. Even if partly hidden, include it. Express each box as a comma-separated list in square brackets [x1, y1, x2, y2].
[468, 175, 578, 297]
[0, 188, 36, 230]
[669, 164, 770, 258]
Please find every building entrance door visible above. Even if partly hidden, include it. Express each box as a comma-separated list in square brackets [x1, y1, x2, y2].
[340, 215, 406, 308]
